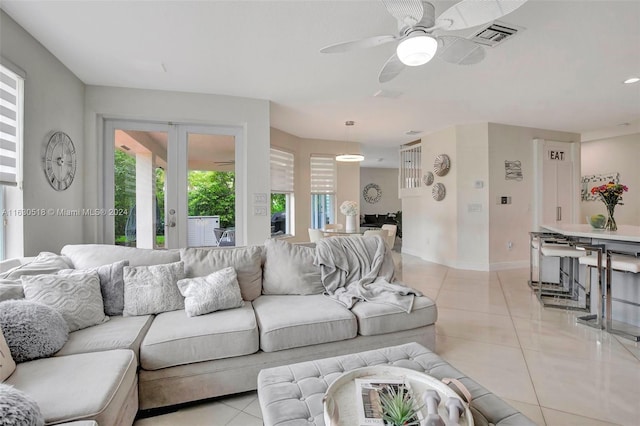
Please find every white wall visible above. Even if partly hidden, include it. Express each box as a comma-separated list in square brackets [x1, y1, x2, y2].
[83, 86, 271, 246]
[360, 168, 401, 215]
[581, 133, 639, 226]
[1, 11, 85, 257]
[271, 127, 361, 242]
[402, 122, 580, 270]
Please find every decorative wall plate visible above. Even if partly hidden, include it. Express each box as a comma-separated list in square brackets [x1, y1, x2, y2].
[423, 172, 434, 186]
[363, 183, 382, 204]
[434, 154, 451, 176]
[432, 183, 446, 201]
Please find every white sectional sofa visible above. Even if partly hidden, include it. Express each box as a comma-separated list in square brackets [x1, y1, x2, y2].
[0, 238, 437, 425]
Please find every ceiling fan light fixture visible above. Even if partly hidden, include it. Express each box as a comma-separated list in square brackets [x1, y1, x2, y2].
[396, 33, 438, 67]
[336, 154, 365, 162]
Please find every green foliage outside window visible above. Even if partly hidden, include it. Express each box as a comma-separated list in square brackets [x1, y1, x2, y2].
[271, 193, 286, 213]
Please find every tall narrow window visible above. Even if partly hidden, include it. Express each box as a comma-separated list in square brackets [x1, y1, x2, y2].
[0, 63, 24, 259]
[310, 155, 336, 229]
[270, 148, 294, 236]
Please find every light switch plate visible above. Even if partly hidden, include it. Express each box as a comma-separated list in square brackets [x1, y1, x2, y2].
[253, 206, 267, 216]
[253, 193, 268, 204]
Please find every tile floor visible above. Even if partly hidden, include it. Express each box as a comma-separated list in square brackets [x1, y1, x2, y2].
[135, 252, 640, 426]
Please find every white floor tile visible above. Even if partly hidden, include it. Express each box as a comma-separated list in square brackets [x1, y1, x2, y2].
[225, 411, 263, 426]
[503, 398, 546, 425]
[435, 307, 520, 347]
[220, 391, 257, 411]
[541, 407, 623, 426]
[242, 397, 263, 419]
[134, 402, 240, 426]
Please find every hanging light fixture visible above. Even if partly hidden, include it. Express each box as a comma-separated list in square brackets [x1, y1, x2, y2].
[396, 31, 438, 67]
[336, 120, 364, 162]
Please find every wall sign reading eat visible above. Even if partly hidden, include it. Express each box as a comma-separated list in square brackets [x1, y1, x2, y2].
[548, 150, 565, 161]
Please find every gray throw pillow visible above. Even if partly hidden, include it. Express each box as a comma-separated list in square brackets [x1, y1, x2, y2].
[0, 300, 68, 362]
[21, 272, 108, 332]
[177, 267, 244, 317]
[0, 383, 45, 426]
[123, 261, 185, 316]
[180, 247, 262, 301]
[58, 260, 128, 316]
[262, 238, 323, 295]
[0, 279, 24, 302]
[0, 252, 72, 280]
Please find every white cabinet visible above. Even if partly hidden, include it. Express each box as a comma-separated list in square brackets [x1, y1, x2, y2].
[187, 216, 220, 247]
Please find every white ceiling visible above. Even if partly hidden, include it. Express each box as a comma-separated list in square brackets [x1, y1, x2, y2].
[2, 0, 639, 168]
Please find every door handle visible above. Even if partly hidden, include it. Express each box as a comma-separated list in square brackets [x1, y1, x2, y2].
[165, 209, 176, 228]
[556, 206, 562, 221]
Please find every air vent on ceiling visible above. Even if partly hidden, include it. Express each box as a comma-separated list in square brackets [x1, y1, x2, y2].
[470, 21, 524, 47]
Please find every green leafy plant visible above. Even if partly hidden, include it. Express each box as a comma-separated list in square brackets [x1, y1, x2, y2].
[378, 384, 421, 426]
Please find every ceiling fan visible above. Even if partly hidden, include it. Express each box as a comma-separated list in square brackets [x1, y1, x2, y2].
[320, 0, 528, 83]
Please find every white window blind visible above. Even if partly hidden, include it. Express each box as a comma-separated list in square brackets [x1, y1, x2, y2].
[310, 155, 336, 194]
[270, 148, 294, 193]
[0, 64, 23, 187]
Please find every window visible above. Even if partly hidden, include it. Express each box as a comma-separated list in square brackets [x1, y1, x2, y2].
[0, 62, 24, 259]
[270, 148, 294, 236]
[399, 144, 421, 189]
[310, 155, 336, 229]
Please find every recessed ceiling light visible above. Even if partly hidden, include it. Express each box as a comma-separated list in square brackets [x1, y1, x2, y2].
[405, 130, 423, 135]
[623, 77, 640, 84]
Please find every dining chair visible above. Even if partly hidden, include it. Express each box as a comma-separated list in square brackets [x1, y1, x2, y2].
[363, 229, 388, 240]
[381, 224, 397, 249]
[308, 228, 325, 243]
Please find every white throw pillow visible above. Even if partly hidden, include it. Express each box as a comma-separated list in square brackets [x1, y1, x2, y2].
[0, 252, 72, 280]
[177, 267, 244, 317]
[0, 327, 16, 381]
[123, 261, 185, 316]
[58, 260, 129, 316]
[21, 271, 108, 332]
[262, 238, 323, 295]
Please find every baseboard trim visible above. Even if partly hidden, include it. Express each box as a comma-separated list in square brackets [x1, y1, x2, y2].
[400, 248, 528, 272]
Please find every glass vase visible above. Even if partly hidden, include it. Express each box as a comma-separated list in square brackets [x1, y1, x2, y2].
[346, 215, 357, 233]
[605, 204, 617, 231]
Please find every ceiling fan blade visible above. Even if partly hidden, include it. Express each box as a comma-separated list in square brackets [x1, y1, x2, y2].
[436, 0, 528, 31]
[438, 36, 485, 65]
[378, 53, 406, 83]
[320, 35, 397, 53]
[381, 0, 424, 31]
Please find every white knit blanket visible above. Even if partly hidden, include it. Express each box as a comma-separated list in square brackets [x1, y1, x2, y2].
[314, 235, 421, 313]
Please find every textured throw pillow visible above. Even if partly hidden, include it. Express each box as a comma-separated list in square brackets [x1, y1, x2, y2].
[0, 328, 16, 381]
[180, 246, 262, 301]
[0, 383, 45, 425]
[262, 238, 323, 295]
[58, 260, 128, 316]
[61, 244, 180, 269]
[123, 261, 185, 316]
[177, 267, 244, 317]
[0, 252, 72, 280]
[0, 300, 68, 362]
[21, 272, 108, 332]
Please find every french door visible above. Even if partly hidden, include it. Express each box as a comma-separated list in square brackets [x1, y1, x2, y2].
[104, 120, 244, 249]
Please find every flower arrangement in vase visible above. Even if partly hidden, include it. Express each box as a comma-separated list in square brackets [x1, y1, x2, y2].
[590, 181, 628, 231]
[340, 200, 359, 232]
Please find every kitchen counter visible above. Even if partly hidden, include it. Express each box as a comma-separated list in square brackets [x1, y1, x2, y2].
[540, 224, 640, 243]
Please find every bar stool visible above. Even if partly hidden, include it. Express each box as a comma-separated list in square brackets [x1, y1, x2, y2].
[604, 249, 640, 341]
[537, 237, 590, 311]
[576, 244, 606, 329]
[529, 231, 569, 291]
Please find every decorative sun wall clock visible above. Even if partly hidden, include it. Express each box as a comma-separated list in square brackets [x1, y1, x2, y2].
[363, 183, 382, 204]
[433, 154, 451, 177]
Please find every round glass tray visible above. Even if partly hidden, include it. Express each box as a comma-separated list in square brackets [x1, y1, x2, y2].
[323, 365, 473, 426]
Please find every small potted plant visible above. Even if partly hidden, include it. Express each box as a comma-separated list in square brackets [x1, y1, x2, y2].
[378, 384, 421, 426]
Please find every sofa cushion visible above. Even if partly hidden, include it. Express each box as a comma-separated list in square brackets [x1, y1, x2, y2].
[350, 296, 438, 336]
[5, 349, 137, 426]
[58, 260, 129, 316]
[61, 244, 179, 269]
[123, 261, 185, 316]
[262, 238, 323, 295]
[0, 300, 69, 362]
[0, 252, 72, 280]
[0, 328, 16, 381]
[177, 267, 244, 317]
[140, 305, 259, 370]
[22, 272, 108, 332]
[252, 295, 357, 352]
[55, 315, 154, 361]
[180, 246, 262, 301]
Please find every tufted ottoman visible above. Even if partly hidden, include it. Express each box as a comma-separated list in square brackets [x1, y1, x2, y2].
[257, 342, 535, 426]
